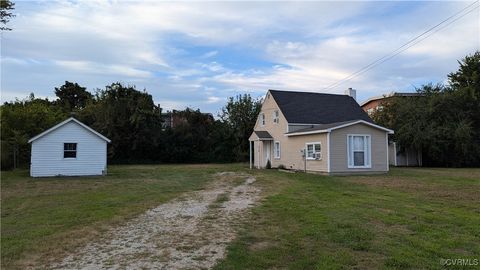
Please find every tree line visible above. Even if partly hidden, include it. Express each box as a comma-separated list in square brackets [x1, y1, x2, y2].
[1, 82, 261, 169]
[372, 51, 480, 167]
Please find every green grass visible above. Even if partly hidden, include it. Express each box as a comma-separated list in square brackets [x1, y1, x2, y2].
[215, 167, 480, 270]
[2, 165, 479, 269]
[0, 163, 244, 269]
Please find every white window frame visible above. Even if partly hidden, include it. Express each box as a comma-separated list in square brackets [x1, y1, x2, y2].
[63, 142, 77, 159]
[274, 141, 281, 159]
[305, 142, 321, 160]
[260, 113, 265, 126]
[273, 110, 279, 124]
[347, 134, 371, 168]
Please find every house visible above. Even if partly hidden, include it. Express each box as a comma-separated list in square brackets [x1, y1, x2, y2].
[360, 91, 423, 166]
[28, 117, 111, 177]
[361, 91, 423, 116]
[248, 89, 394, 175]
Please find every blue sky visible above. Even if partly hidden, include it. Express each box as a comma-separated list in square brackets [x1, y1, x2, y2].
[1, 1, 478, 114]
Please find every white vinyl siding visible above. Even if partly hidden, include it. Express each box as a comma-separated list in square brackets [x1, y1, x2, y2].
[306, 142, 321, 160]
[274, 141, 281, 159]
[30, 121, 108, 177]
[347, 134, 371, 168]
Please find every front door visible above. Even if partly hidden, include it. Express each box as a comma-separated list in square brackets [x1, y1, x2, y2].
[264, 141, 271, 167]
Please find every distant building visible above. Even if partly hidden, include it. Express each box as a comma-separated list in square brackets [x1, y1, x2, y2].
[161, 110, 214, 129]
[28, 118, 111, 177]
[360, 92, 423, 116]
[360, 92, 423, 167]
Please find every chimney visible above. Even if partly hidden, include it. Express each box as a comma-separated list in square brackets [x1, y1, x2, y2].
[345, 88, 357, 101]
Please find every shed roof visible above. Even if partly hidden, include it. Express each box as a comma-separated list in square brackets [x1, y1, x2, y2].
[254, 131, 273, 139]
[285, 119, 394, 136]
[28, 117, 111, 143]
[269, 90, 372, 124]
[249, 130, 274, 141]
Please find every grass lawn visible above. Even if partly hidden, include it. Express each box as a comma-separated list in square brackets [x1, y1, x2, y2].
[2, 165, 479, 269]
[1, 163, 245, 269]
[216, 167, 480, 270]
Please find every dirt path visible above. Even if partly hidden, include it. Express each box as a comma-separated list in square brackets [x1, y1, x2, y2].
[51, 172, 260, 270]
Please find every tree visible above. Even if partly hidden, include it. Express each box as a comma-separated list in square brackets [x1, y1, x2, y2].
[372, 52, 480, 167]
[160, 108, 216, 163]
[54, 81, 93, 111]
[1, 95, 67, 169]
[79, 83, 162, 162]
[1, 0, 15, 31]
[219, 94, 262, 161]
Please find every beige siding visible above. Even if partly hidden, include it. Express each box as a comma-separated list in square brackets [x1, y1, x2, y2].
[280, 133, 328, 172]
[329, 123, 388, 173]
[251, 91, 328, 172]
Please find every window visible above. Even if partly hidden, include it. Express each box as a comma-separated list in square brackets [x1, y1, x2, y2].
[260, 113, 265, 126]
[306, 142, 321, 160]
[347, 135, 371, 168]
[274, 141, 281, 159]
[64, 143, 77, 158]
[273, 110, 279, 124]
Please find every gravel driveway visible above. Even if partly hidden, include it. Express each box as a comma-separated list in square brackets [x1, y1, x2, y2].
[51, 172, 260, 270]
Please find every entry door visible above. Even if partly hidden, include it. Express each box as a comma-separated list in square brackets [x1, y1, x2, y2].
[264, 141, 271, 166]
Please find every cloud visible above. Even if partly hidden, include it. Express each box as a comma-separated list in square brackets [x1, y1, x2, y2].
[55, 60, 152, 78]
[2, 1, 478, 112]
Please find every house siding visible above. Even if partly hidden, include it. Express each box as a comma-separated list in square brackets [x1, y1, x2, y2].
[252, 91, 328, 171]
[30, 121, 107, 177]
[329, 123, 388, 173]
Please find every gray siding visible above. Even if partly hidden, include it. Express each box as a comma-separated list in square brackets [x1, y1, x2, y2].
[330, 123, 388, 173]
[30, 122, 107, 177]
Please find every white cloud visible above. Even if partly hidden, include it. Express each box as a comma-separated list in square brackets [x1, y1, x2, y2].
[55, 60, 152, 78]
[2, 1, 478, 113]
[206, 96, 221, 104]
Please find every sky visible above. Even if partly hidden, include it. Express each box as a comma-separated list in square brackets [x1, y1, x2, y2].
[1, 0, 479, 114]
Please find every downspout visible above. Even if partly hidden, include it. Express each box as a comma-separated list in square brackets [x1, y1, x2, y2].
[327, 132, 331, 174]
[304, 147, 307, 173]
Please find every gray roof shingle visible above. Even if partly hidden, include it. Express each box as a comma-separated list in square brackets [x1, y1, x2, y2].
[269, 90, 373, 124]
[254, 131, 273, 139]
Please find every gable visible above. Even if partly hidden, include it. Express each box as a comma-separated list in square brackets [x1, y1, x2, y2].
[253, 91, 286, 130]
[32, 121, 106, 144]
[28, 118, 111, 143]
[269, 90, 373, 124]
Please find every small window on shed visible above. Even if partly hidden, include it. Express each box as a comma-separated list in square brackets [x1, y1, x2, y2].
[64, 143, 77, 158]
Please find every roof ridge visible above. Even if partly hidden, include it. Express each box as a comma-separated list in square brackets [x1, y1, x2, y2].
[28, 117, 111, 143]
[268, 89, 347, 96]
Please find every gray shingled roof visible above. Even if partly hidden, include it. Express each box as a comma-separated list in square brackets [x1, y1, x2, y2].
[269, 90, 373, 124]
[254, 131, 273, 139]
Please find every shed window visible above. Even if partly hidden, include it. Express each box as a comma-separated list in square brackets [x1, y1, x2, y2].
[64, 143, 77, 158]
[347, 135, 371, 168]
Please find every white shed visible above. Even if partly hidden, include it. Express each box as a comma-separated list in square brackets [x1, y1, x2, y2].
[28, 117, 111, 177]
